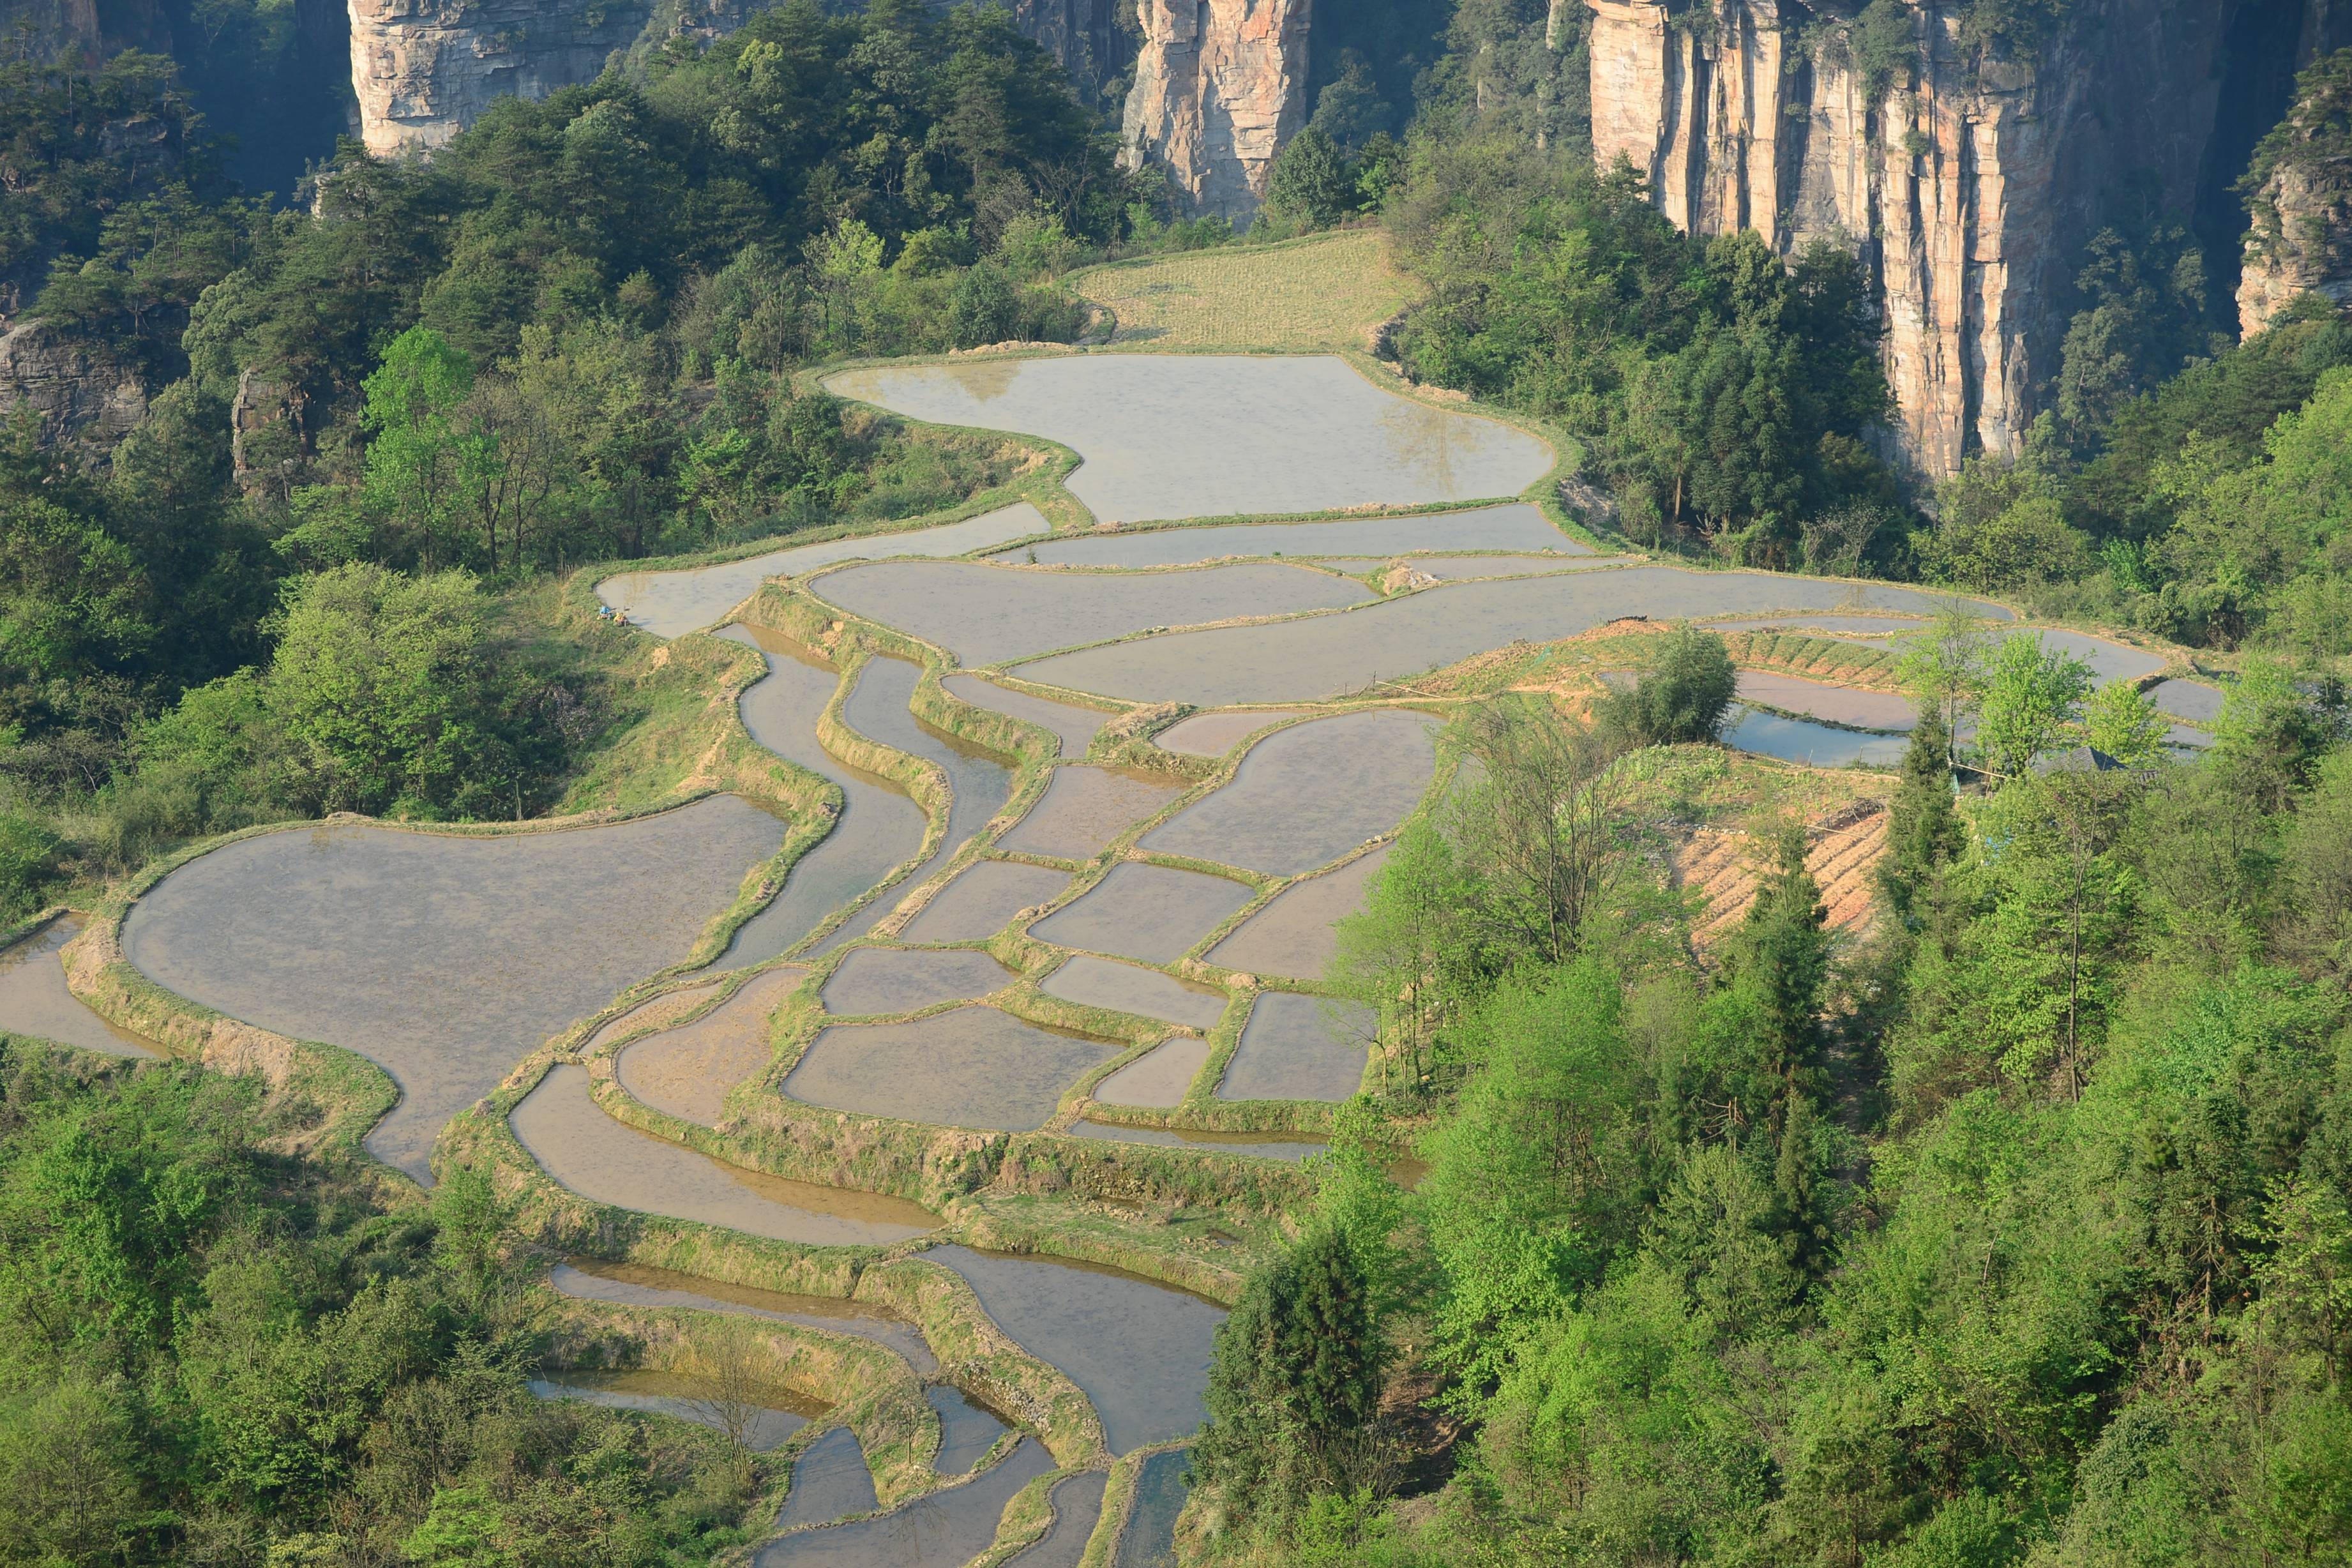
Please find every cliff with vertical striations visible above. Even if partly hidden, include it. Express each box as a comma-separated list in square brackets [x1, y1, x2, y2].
[2238, 48, 2352, 334]
[1122, 0, 1314, 223]
[1587, 0, 2352, 474]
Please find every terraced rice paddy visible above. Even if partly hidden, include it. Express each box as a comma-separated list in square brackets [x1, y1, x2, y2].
[531, 1370, 823, 1450]
[110, 349, 2189, 1564]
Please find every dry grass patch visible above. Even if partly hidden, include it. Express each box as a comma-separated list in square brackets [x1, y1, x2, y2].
[1073, 230, 1421, 353]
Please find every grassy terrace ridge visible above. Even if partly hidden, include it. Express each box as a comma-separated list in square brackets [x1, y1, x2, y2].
[1069, 227, 1422, 354]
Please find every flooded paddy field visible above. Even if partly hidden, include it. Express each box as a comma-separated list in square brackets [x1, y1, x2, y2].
[1015, 569, 2005, 706]
[942, 674, 1108, 755]
[999, 766, 1190, 860]
[616, 965, 804, 1125]
[1008, 1471, 1109, 1567]
[1208, 846, 1390, 981]
[757, 1438, 1057, 1566]
[597, 503, 1048, 638]
[2150, 677, 2225, 723]
[1011, 502, 1584, 568]
[531, 1369, 823, 1450]
[1116, 1449, 1192, 1567]
[549, 1260, 937, 1371]
[717, 629, 928, 969]
[0, 916, 158, 1058]
[827, 355, 1554, 521]
[1723, 707, 1910, 768]
[812, 559, 1372, 665]
[123, 796, 782, 1182]
[775, 1426, 879, 1530]
[1043, 956, 1228, 1032]
[515, 1066, 939, 1244]
[1154, 709, 1311, 758]
[1219, 993, 1375, 1103]
[784, 1007, 1120, 1129]
[818, 947, 1014, 1016]
[926, 1244, 1224, 1454]
[928, 1385, 1009, 1474]
[1090, 1037, 1214, 1108]
[1142, 709, 1438, 875]
[1029, 864, 1258, 965]
[1735, 672, 1916, 730]
[898, 861, 1075, 944]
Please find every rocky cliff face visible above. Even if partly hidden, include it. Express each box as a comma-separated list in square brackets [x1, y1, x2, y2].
[1122, 0, 1313, 223]
[1587, 0, 2352, 474]
[349, 0, 667, 154]
[0, 321, 149, 451]
[2239, 50, 2352, 334]
[1012, 0, 1134, 106]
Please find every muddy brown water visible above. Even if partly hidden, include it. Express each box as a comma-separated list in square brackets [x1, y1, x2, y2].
[1721, 707, 1910, 768]
[123, 796, 781, 1183]
[530, 1369, 825, 1451]
[1090, 1036, 1214, 1109]
[1735, 672, 1916, 730]
[812, 559, 1373, 666]
[1207, 845, 1389, 982]
[775, 1426, 879, 1530]
[513, 1066, 939, 1245]
[1066, 1120, 1328, 1163]
[928, 1385, 1009, 1475]
[1013, 570, 2008, 706]
[1007, 1470, 1108, 1567]
[1009, 502, 1585, 568]
[549, 1259, 937, 1373]
[1044, 956, 1227, 1032]
[615, 967, 804, 1126]
[820, 947, 1014, 1015]
[999, 767, 1190, 860]
[819, 655, 1014, 954]
[942, 674, 1109, 757]
[785, 1007, 1120, 1131]
[596, 503, 1048, 640]
[1115, 1449, 1190, 1568]
[583, 977, 729, 1055]
[716, 628, 928, 970]
[926, 1245, 1225, 1454]
[1029, 864, 1256, 965]
[1153, 709, 1311, 758]
[898, 861, 1074, 944]
[756, 1436, 1057, 1566]
[826, 356, 1554, 522]
[1143, 709, 1438, 877]
[0, 916, 158, 1058]
[1219, 993, 1375, 1103]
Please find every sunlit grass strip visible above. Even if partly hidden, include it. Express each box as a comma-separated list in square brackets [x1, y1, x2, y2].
[1071, 229, 1421, 354]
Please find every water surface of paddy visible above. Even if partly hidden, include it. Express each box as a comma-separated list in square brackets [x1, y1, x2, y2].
[1044, 956, 1226, 1032]
[827, 356, 1553, 521]
[820, 947, 1014, 1014]
[928, 1385, 1009, 1474]
[1143, 709, 1438, 875]
[775, 1426, 878, 1530]
[1735, 673, 1915, 730]
[1029, 864, 1256, 964]
[515, 1066, 940, 1244]
[0, 916, 158, 1058]
[1000, 767, 1189, 859]
[124, 797, 781, 1182]
[717, 628, 928, 969]
[1350, 553, 1614, 581]
[1154, 709, 1310, 757]
[1011, 502, 1582, 567]
[785, 1007, 1119, 1130]
[756, 1437, 1056, 1566]
[1116, 1449, 1191, 1568]
[813, 559, 1371, 665]
[1091, 1036, 1213, 1108]
[597, 504, 1047, 639]
[1722, 707, 1908, 768]
[1207, 847, 1390, 981]
[926, 1245, 1224, 1454]
[1009, 1471, 1108, 1567]
[531, 1369, 822, 1450]
[899, 861, 1074, 943]
[617, 966, 804, 1125]
[2150, 678, 2224, 723]
[942, 674, 1108, 755]
[1219, 993, 1374, 1102]
[1016, 570, 2004, 705]
[549, 1260, 936, 1371]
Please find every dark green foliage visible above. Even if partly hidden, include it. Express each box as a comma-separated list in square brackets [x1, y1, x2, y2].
[1264, 128, 1358, 231]
[1880, 706, 1964, 924]
[1731, 823, 1832, 1093]
[1602, 626, 1736, 744]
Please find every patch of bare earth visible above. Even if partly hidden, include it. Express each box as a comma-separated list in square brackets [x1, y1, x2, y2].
[1677, 795, 1888, 946]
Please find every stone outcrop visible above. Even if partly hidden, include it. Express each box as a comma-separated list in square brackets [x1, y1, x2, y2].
[1586, 0, 2352, 475]
[0, 319, 147, 450]
[1011, 0, 1133, 104]
[1122, 0, 1314, 223]
[2239, 50, 2352, 334]
[348, 0, 668, 154]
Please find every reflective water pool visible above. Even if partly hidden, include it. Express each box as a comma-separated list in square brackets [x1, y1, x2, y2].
[1043, 956, 1228, 1032]
[999, 767, 1189, 861]
[1218, 992, 1374, 1103]
[757, 1437, 1057, 1566]
[1029, 864, 1256, 965]
[1142, 709, 1438, 876]
[820, 948, 1015, 1016]
[1008, 502, 1583, 568]
[1090, 1037, 1213, 1109]
[785, 1008, 1120, 1131]
[1207, 846, 1389, 982]
[0, 916, 158, 1059]
[1721, 706, 1909, 768]
[898, 861, 1075, 944]
[549, 1259, 937, 1372]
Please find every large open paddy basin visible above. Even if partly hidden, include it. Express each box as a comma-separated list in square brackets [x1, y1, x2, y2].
[123, 797, 781, 1180]
[827, 354, 1555, 520]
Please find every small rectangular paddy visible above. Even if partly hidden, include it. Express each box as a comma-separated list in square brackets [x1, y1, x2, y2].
[1066, 1120, 1328, 1163]
[1734, 672, 1915, 730]
[1089, 1036, 1214, 1106]
[617, 965, 805, 1126]
[783, 1006, 1119, 1130]
[1218, 992, 1375, 1103]
[1028, 864, 1257, 964]
[1142, 709, 1438, 876]
[898, 861, 1075, 944]
[998, 765, 1190, 859]
[1154, 709, 1311, 757]
[1207, 845, 1391, 981]
[1044, 956, 1228, 1032]
[819, 947, 1015, 1016]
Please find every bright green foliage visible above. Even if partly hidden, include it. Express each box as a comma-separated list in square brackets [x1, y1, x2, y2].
[2084, 679, 2168, 764]
[1727, 824, 1831, 1095]
[1974, 631, 2094, 776]
[1602, 626, 1736, 745]
[1895, 605, 1993, 739]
